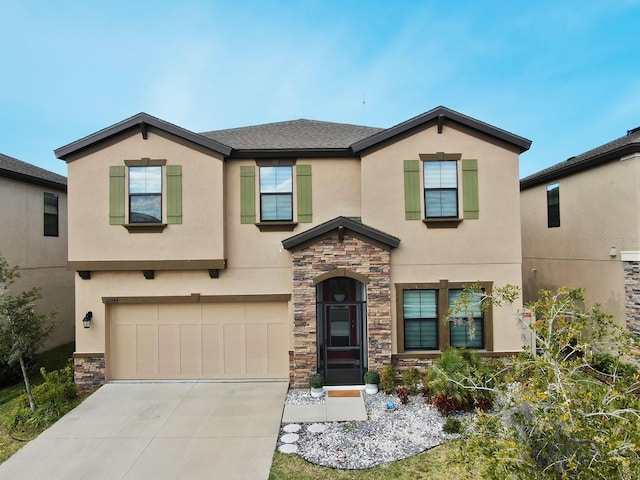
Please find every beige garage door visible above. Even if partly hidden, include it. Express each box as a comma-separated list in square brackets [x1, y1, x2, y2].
[109, 302, 289, 380]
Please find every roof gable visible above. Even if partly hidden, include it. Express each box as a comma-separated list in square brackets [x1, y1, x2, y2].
[55, 113, 232, 161]
[282, 216, 400, 251]
[0, 152, 67, 191]
[521, 128, 640, 189]
[351, 106, 532, 154]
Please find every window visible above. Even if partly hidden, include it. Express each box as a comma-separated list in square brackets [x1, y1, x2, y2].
[403, 155, 478, 224]
[424, 161, 458, 218]
[403, 290, 438, 350]
[129, 166, 162, 223]
[547, 183, 560, 228]
[260, 166, 293, 221]
[397, 281, 492, 353]
[109, 161, 181, 229]
[448, 289, 484, 348]
[44, 193, 59, 237]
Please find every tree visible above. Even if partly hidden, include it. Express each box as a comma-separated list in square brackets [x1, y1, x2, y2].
[0, 254, 57, 412]
[450, 286, 640, 479]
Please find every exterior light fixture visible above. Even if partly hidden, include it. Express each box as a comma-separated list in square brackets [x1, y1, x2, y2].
[610, 247, 617, 258]
[82, 311, 93, 328]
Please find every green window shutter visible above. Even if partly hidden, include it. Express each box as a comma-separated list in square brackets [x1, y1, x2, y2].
[296, 164, 312, 223]
[166, 165, 182, 224]
[462, 159, 479, 219]
[109, 166, 125, 225]
[404, 160, 421, 220]
[240, 165, 256, 224]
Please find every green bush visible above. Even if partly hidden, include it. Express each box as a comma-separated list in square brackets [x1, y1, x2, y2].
[401, 366, 422, 395]
[9, 359, 78, 430]
[380, 365, 397, 394]
[442, 417, 463, 434]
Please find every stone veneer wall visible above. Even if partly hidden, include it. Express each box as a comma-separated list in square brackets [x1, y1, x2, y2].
[623, 261, 640, 338]
[291, 232, 392, 389]
[73, 353, 106, 387]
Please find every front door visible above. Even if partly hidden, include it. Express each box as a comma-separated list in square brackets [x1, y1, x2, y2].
[317, 277, 366, 385]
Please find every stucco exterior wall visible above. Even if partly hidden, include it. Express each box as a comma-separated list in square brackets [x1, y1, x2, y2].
[521, 157, 640, 327]
[0, 176, 74, 349]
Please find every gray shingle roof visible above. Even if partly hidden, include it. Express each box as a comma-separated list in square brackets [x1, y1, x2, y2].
[200, 119, 383, 150]
[0, 152, 67, 191]
[521, 127, 640, 189]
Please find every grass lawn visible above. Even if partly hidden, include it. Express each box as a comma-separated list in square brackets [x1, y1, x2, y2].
[269, 440, 486, 479]
[0, 342, 79, 463]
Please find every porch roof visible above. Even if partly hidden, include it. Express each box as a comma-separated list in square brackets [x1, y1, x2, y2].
[281, 216, 400, 251]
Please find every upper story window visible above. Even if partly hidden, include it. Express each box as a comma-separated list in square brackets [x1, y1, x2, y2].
[239, 161, 312, 230]
[44, 192, 59, 237]
[260, 166, 293, 221]
[424, 161, 458, 218]
[109, 159, 181, 232]
[547, 183, 560, 228]
[403, 153, 478, 227]
[129, 166, 162, 223]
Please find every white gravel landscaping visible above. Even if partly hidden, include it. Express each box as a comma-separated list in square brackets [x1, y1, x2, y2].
[278, 390, 468, 470]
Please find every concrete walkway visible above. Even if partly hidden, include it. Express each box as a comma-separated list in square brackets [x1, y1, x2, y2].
[0, 381, 288, 480]
[282, 388, 368, 423]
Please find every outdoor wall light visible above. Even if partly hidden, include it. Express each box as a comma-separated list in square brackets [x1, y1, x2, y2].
[609, 247, 617, 258]
[82, 311, 93, 329]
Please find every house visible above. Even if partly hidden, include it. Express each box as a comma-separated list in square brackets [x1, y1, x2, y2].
[520, 127, 640, 338]
[0, 152, 74, 349]
[55, 106, 531, 388]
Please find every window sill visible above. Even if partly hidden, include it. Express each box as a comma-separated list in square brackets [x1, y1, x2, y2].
[255, 222, 298, 232]
[123, 223, 167, 233]
[422, 218, 463, 229]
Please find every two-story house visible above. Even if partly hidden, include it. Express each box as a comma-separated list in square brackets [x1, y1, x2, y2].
[0, 153, 74, 349]
[521, 127, 640, 338]
[55, 106, 531, 388]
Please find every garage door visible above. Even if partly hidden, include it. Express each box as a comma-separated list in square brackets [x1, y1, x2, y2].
[109, 302, 289, 380]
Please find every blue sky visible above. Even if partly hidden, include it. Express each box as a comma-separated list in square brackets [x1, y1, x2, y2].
[1, 0, 639, 178]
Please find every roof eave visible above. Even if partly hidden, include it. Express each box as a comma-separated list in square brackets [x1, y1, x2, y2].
[351, 106, 532, 154]
[0, 167, 67, 192]
[55, 113, 232, 160]
[520, 143, 640, 190]
[228, 148, 355, 159]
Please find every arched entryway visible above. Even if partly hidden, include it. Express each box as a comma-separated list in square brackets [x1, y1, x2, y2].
[316, 277, 367, 385]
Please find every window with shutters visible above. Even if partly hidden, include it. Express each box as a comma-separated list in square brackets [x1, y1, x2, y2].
[109, 159, 181, 232]
[403, 153, 479, 226]
[240, 161, 312, 230]
[396, 281, 492, 353]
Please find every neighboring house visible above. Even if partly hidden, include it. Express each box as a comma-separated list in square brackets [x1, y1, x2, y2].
[55, 106, 531, 388]
[520, 127, 640, 337]
[0, 152, 74, 349]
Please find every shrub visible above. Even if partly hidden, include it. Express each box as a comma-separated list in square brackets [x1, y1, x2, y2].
[380, 365, 397, 394]
[419, 383, 431, 401]
[9, 359, 78, 431]
[402, 366, 422, 395]
[309, 373, 324, 388]
[395, 386, 410, 405]
[432, 393, 461, 415]
[363, 370, 379, 385]
[442, 417, 463, 434]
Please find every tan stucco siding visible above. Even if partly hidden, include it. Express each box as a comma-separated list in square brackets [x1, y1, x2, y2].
[66, 130, 225, 263]
[0, 176, 74, 349]
[521, 157, 640, 327]
[360, 123, 523, 267]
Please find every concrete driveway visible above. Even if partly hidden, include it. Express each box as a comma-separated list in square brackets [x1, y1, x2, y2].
[0, 381, 288, 480]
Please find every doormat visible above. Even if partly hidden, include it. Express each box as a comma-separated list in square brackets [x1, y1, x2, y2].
[327, 390, 361, 398]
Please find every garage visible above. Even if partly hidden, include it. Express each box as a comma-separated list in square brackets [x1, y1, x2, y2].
[108, 301, 289, 380]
